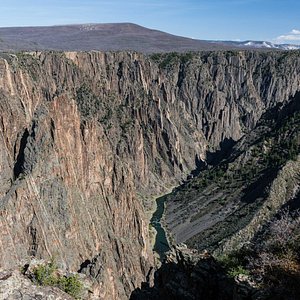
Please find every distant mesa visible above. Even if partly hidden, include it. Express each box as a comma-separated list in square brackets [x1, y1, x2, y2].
[0, 23, 299, 53]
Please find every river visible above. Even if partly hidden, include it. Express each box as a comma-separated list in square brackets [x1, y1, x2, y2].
[150, 195, 171, 259]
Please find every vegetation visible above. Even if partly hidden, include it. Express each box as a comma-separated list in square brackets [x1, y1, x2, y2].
[15, 52, 40, 81]
[75, 84, 135, 134]
[217, 249, 250, 278]
[33, 260, 57, 286]
[189, 109, 300, 195]
[171, 96, 300, 256]
[217, 209, 300, 296]
[150, 52, 195, 69]
[250, 209, 300, 289]
[75, 83, 101, 118]
[31, 259, 83, 299]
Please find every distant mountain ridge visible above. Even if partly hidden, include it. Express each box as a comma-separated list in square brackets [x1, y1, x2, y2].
[0, 23, 299, 53]
[226, 40, 300, 50]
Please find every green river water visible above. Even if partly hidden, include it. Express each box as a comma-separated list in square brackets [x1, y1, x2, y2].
[150, 195, 171, 259]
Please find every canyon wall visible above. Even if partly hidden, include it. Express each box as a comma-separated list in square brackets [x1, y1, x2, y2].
[0, 50, 300, 298]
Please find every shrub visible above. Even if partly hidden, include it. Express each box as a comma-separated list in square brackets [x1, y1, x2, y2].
[33, 260, 57, 286]
[228, 265, 250, 278]
[57, 275, 83, 299]
[263, 209, 300, 256]
[217, 250, 250, 278]
[247, 209, 300, 295]
[32, 260, 83, 299]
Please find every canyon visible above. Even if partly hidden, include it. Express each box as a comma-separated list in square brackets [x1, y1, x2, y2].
[0, 50, 300, 299]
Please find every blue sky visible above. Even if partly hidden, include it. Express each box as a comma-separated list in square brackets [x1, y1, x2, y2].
[1, 0, 300, 44]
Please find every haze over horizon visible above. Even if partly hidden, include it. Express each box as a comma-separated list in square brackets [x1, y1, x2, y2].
[1, 0, 300, 45]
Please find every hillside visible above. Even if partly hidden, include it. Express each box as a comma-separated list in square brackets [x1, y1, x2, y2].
[0, 23, 239, 53]
[164, 90, 300, 253]
[1, 22, 299, 54]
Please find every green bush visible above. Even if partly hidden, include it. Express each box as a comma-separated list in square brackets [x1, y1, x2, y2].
[57, 275, 83, 299]
[228, 265, 250, 278]
[217, 250, 250, 278]
[33, 260, 57, 286]
[32, 260, 83, 299]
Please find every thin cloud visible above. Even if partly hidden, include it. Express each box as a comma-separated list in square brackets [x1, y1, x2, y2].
[276, 35, 300, 41]
[291, 29, 300, 35]
[275, 29, 300, 43]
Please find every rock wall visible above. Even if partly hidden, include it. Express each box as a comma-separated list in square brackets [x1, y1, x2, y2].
[0, 50, 300, 298]
[164, 92, 300, 253]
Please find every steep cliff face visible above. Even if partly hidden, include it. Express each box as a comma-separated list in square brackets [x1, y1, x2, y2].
[165, 88, 300, 255]
[0, 52, 154, 299]
[0, 50, 300, 298]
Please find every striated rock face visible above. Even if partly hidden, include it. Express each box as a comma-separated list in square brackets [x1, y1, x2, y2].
[0, 50, 300, 298]
[0, 52, 155, 299]
[165, 90, 300, 254]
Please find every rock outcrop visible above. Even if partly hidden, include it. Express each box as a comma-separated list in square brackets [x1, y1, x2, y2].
[0, 269, 74, 300]
[130, 245, 263, 300]
[0, 50, 300, 298]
